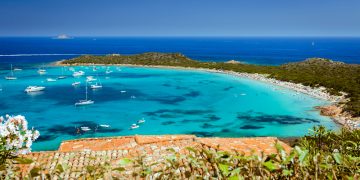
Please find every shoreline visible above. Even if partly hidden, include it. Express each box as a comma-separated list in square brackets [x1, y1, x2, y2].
[55, 61, 359, 129]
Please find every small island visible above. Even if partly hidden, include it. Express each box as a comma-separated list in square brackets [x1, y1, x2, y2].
[58, 52, 360, 127]
[53, 34, 72, 39]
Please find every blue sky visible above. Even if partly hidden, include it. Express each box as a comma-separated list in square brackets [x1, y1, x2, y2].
[0, 0, 359, 37]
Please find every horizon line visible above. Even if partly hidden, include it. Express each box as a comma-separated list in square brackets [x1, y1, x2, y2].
[1, 35, 360, 38]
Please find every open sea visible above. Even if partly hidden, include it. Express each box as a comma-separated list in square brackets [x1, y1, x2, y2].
[1, 37, 359, 151]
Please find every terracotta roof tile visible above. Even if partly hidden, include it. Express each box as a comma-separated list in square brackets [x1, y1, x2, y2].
[20, 135, 292, 177]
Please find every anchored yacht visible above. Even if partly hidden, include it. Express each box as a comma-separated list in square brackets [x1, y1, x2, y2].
[137, 118, 145, 124]
[25, 86, 45, 93]
[72, 82, 81, 86]
[46, 78, 57, 82]
[75, 82, 94, 106]
[5, 64, 17, 80]
[130, 124, 139, 130]
[73, 71, 85, 77]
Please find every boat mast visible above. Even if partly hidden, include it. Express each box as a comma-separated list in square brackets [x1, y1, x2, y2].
[97, 73, 102, 86]
[10, 64, 14, 76]
[85, 82, 88, 100]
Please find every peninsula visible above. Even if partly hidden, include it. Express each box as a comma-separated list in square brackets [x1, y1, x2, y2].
[58, 52, 360, 127]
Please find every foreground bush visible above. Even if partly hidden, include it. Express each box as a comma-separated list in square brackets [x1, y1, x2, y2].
[1, 126, 359, 179]
[0, 115, 39, 164]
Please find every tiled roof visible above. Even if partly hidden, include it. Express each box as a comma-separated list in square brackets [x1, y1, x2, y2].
[21, 135, 291, 178]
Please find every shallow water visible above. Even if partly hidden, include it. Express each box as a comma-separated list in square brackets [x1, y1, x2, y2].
[0, 66, 337, 151]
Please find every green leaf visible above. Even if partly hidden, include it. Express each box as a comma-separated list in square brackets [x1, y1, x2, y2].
[282, 169, 292, 176]
[294, 146, 302, 154]
[56, 164, 64, 173]
[118, 158, 132, 166]
[263, 161, 278, 171]
[166, 148, 176, 153]
[112, 167, 125, 172]
[229, 175, 240, 180]
[14, 157, 34, 164]
[230, 167, 241, 177]
[30, 167, 41, 177]
[275, 142, 284, 152]
[298, 149, 309, 165]
[333, 152, 343, 164]
[185, 147, 197, 153]
[218, 163, 229, 176]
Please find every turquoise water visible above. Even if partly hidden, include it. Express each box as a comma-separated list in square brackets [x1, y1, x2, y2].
[0, 66, 337, 151]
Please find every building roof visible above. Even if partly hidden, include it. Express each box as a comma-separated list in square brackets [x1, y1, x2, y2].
[21, 135, 291, 178]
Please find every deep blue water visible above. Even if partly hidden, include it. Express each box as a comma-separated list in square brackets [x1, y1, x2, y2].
[0, 37, 359, 68]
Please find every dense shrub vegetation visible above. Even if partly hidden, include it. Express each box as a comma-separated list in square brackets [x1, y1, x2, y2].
[63, 53, 360, 116]
[1, 126, 359, 179]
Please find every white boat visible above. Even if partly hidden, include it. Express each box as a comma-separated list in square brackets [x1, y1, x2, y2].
[5, 76, 17, 80]
[25, 86, 45, 93]
[75, 82, 94, 106]
[99, 124, 110, 128]
[37, 67, 47, 75]
[13, 68, 22, 71]
[90, 75, 102, 89]
[80, 127, 91, 131]
[130, 124, 139, 130]
[86, 76, 97, 82]
[105, 70, 113, 74]
[57, 67, 67, 79]
[72, 82, 81, 86]
[75, 100, 94, 106]
[90, 83, 102, 89]
[5, 64, 17, 80]
[73, 71, 85, 77]
[120, 90, 126, 93]
[46, 78, 57, 82]
[137, 118, 145, 124]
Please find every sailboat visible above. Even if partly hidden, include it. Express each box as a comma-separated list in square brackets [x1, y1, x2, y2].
[73, 70, 85, 77]
[90, 75, 102, 89]
[105, 67, 113, 74]
[72, 81, 81, 86]
[137, 118, 145, 124]
[38, 64, 47, 75]
[86, 76, 97, 82]
[75, 82, 94, 106]
[90, 82, 102, 89]
[58, 66, 67, 79]
[5, 64, 17, 80]
[25, 86, 46, 93]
